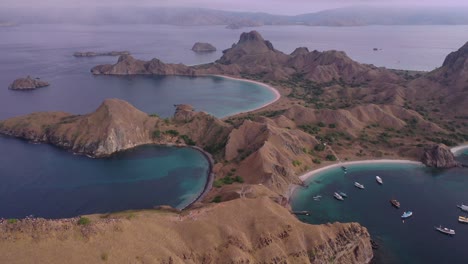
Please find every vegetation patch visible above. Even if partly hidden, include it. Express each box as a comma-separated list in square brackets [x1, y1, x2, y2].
[77, 216, 91, 226]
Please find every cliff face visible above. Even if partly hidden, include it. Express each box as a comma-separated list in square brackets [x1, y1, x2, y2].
[8, 76, 49, 90]
[421, 144, 461, 168]
[0, 197, 373, 264]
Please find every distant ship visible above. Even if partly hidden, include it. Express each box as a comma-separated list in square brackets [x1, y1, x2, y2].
[354, 182, 365, 189]
[435, 225, 455, 235]
[390, 199, 400, 208]
[376, 176, 383, 185]
[457, 204, 468, 212]
[401, 211, 413, 219]
[458, 216, 468, 224]
[334, 192, 344, 201]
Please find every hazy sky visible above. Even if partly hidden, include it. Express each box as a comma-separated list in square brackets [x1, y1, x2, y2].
[2, 0, 468, 15]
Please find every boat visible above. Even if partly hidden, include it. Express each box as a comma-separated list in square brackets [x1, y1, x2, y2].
[376, 176, 383, 185]
[338, 191, 347, 198]
[334, 192, 344, 201]
[341, 166, 347, 171]
[313, 195, 322, 201]
[354, 182, 365, 189]
[435, 225, 455, 235]
[401, 211, 413, 219]
[390, 199, 400, 208]
[457, 204, 468, 212]
[458, 216, 468, 224]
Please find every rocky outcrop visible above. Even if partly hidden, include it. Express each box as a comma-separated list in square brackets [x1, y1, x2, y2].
[0, 197, 373, 264]
[73, 51, 130, 57]
[421, 144, 461, 168]
[8, 76, 49, 90]
[91, 55, 195, 75]
[191, 42, 216, 52]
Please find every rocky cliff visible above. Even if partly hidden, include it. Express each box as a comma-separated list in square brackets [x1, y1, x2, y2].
[421, 144, 461, 168]
[0, 197, 373, 264]
[8, 76, 49, 90]
[191, 42, 216, 52]
[91, 55, 195, 75]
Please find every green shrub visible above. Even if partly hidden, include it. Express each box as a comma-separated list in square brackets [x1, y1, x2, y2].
[234, 176, 244, 183]
[326, 154, 337, 161]
[152, 130, 161, 139]
[164, 130, 179, 136]
[212, 196, 222, 203]
[149, 113, 159, 118]
[101, 253, 108, 261]
[77, 216, 91, 226]
[313, 158, 321, 164]
[328, 123, 336, 128]
[314, 144, 326, 151]
[180, 134, 196, 145]
[292, 160, 302, 167]
[317, 122, 326, 127]
[7, 218, 18, 224]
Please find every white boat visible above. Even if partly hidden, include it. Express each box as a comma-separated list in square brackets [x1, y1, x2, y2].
[334, 192, 344, 201]
[338, 191, 348, 198]
[376, 176, 383, 185]
[435, 225, 455, 235]
[457, 204, 468, 212]
[458, 216, 468, 224]
[401, 211, 413, 219]
[354, 182, 365, 189]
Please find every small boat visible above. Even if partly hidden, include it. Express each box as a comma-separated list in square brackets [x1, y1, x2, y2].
[435, 225, 455, 235]
[390, 199, 400, 208]
[334, 192, 344, 201]
[338, 191, 347, 198]
[354, 182, 365, 189]
[401, 211, 413, 219]
[313, 195, 322, 199]
[457, 204, 468, 212]
[458, 216, 468, 224]
[376, 176, 383, 185]
[341, 166, 347, 171]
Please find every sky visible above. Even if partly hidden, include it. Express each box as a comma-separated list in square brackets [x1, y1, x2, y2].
[2, 0, 468, 15]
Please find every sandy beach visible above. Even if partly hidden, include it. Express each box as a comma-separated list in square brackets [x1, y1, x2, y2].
[298, 159, 423, 182]
[208, 74, 281, 117]
[451, 144, 468, 154]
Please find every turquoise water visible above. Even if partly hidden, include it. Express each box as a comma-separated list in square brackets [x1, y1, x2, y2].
[292, 153, 468, 263]
[0, 135, 209, 219]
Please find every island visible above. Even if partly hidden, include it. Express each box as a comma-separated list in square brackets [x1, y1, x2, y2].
[8, 76, 49, 90]
[73, 51, 130, 57]
[191, 42, 217, 52]
[1, 31, 467, 263]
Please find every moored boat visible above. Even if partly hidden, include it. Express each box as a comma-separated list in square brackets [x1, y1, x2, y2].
[334, 192, 344, 201]
[354, 182, 365, 189]
[401, 211, 413, 219]
[458, 216, 468, 224]
[338, 191, 347, 198]
[390, 199, 400, 208]
[435, 225, 455, 235]
[376, 176, 383, 185]
[457, 204, 468, 212]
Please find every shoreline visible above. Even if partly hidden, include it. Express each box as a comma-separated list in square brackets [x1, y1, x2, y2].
[207, 74, 281, 118]
[451, 143, 468, 154]
[181, 146, 215, 210]
[287, 159, 423, 201]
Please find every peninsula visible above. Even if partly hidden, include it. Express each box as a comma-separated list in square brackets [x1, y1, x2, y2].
[73, 51, 130, 57]
[1, 31, 467, 264]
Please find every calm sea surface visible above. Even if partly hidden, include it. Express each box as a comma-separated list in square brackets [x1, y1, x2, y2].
[292, 151, 468, 263]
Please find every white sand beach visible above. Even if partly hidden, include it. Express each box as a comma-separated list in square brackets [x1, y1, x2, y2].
[451, 144, 468, 154]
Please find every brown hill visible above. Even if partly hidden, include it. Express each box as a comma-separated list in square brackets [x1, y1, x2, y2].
[0, 197, 373, 264]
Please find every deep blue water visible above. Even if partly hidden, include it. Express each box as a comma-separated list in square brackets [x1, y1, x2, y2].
[0, 135, 209, 218]
[292, 151, 468, 263]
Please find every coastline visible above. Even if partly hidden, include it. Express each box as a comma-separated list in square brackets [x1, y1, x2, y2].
[181, 146, 215, 210]
[287, 159, 423, 201]
[451, 143, 468, 154]
[207, 74, 281, 117]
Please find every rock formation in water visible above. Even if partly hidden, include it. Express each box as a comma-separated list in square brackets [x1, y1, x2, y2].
[0, 197, 373, 264]
[91, 55, 195, 75]
[73, 51, 130, 57]
[421, 144, 461, 168]
[8, 76, 49, 90]
[191, 42, 216, 52]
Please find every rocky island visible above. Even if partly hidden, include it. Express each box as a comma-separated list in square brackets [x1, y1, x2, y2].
[1, 31, 468, 263]
[191, 42, 217, 52]
[73, 51, 130, 57]
[8, 76, 49, 90]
